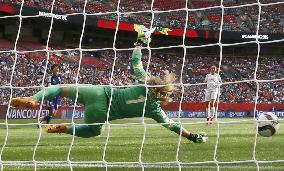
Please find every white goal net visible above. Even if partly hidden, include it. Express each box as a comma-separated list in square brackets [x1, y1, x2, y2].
[0, 0, 283, 170]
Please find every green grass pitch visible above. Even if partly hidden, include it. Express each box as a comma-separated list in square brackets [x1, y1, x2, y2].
[0, 118, 283, 171]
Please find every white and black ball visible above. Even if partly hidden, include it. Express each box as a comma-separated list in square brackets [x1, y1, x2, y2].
[257, 112, 280, 137]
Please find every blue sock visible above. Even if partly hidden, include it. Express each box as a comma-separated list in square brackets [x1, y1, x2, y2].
[42, 115, 52, 124]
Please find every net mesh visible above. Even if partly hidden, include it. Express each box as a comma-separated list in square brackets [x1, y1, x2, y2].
[0, 0, 283, 170]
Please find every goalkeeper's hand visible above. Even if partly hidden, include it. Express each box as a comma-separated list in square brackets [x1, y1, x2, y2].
[134, 25, 154, 47]
[134, 33, 152, 47]
[188, 132, 208, 143]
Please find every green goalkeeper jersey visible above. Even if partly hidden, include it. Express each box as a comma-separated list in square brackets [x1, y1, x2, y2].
[31, 49, 182, 137]
[104, 50, 181, 134]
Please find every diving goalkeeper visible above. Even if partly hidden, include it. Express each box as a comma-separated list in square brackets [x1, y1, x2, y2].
[10, 29, 207, 143]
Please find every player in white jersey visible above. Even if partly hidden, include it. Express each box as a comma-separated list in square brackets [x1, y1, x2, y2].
[204, 65, 222, 124]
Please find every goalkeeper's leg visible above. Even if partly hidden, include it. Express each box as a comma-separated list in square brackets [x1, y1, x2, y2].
[46, 89, 108, 138]
[46, 103, 107, 138]
[11, 84, 109, 138]
[11, 85, 65, 108]
[11, 85, 106, 107]
[46, 124, 104, 138]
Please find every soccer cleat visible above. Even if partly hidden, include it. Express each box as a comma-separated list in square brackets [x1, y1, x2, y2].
[10, 97, 38, 108]
[206, 117, 213, 125]
[45, 124, 67, 133]
[206, 117, 210, 125]
[192, 132, 208, 143]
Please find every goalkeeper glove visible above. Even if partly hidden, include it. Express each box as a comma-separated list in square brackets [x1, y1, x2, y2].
[188, 132, 208, 143]
[134, 25, 155, 47]
[134, 32, 152, 47]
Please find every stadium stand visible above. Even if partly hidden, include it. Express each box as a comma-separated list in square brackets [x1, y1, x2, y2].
[6, 0, 283, 33]
[1, 39, 283, 105]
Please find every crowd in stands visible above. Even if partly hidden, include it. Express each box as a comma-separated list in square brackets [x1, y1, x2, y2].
[6, 0, 284, 34]
[1, 0, 283, 105]
[1, 46, 283, 106]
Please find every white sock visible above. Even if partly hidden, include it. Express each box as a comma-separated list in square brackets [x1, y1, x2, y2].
[206, 108, 210, 118]
[210, 107, 215, 118]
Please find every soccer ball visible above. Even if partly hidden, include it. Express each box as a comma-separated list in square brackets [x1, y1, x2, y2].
[257, 112, 280, 137]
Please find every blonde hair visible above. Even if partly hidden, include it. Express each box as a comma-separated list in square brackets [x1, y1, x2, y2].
[147, 71, 177, 102]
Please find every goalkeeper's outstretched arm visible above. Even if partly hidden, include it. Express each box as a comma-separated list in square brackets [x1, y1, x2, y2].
[152, 109, 207, 143]
[132, 46, 147, 83]
[131, 44, 207, 143]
